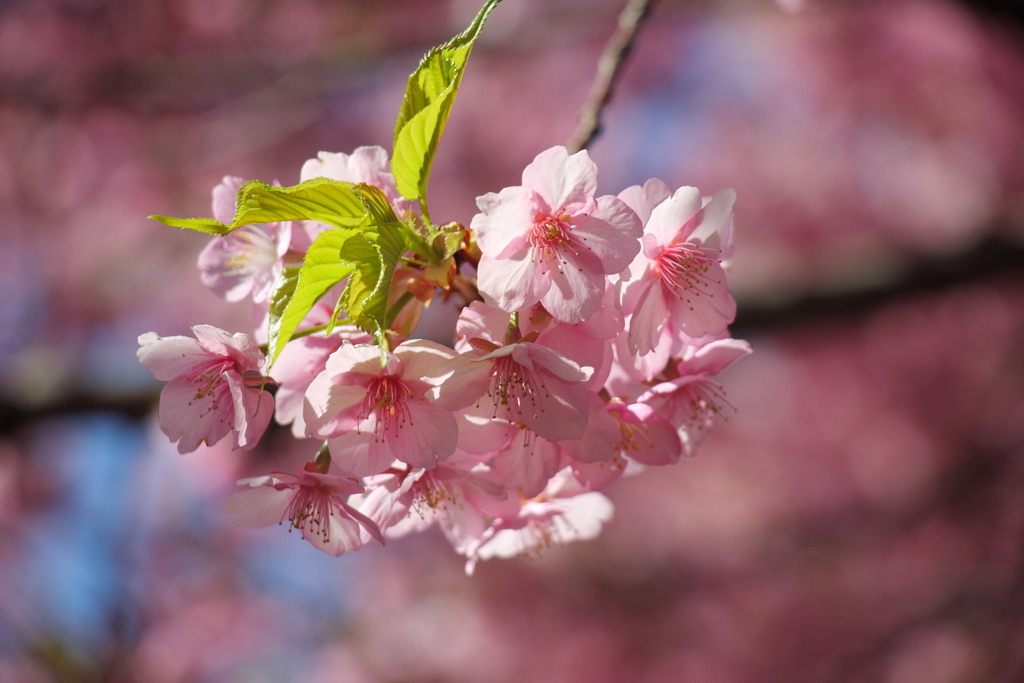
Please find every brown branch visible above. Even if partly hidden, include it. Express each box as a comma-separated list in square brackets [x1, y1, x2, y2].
[566, 0, 659, 154]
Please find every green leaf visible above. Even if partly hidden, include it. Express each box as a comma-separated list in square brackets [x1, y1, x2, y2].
[392, 0, 503, 216]
[356, 182, 433, 259]
[353, 183, 401, 228]
[266, 264, 302, 359]
[269, 229, 357, 364]
[151, 178, 368, 236]
[231, 179, 367, 230]
[339, 219, 407, 343]
[148, 215, 230, 235]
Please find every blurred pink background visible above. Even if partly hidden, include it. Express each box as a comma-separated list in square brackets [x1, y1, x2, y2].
[1, 0, 1024, 681]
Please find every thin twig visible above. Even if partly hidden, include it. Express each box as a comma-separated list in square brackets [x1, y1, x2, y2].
[566, 0, 659, 153]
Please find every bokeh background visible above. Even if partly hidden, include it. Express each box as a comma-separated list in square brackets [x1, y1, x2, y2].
[2, 0, 1024, 681]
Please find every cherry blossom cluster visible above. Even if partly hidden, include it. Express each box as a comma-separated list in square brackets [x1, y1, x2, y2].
[138, 145, 750, 573]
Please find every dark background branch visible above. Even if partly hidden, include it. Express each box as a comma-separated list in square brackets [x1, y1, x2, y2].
[566, 0, 659, 153]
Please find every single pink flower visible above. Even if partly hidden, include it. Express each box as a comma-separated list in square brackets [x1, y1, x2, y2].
[138, 325, 274, 453]
[605, 399, 683, 466]
[472, 146, 642, 323]
[465, 468, 614, 575]
[303, 340, 458, 476]
[560, 395, 682, 487]
[351, 455, 504, 551]
[638, 338, 751, 456]
[455, 299, 615, 391]
[619, 184, 737, 355]
[432, 336, 593, 443]
[225, 463, 383, 557]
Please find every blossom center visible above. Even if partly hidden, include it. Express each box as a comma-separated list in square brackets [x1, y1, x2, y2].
[482, 353, 545, 423]
[528, 214, 573, 264]
[184, 358, 236, 416]
[410, 473, 456, 517]
[360, 375, 413, 436]
[656, 242, 721, 304]
[677, 378, 732, 430]
[521, 517, 562, 559]
[616, 417, 655, 458]
[225, 227, 278, 276]
[286, 483, 335, 543]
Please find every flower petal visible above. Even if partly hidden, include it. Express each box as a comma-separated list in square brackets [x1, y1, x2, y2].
[303, 373, 368, 438]
[572, 195, 642, 273]
[211, 176, 245, 224]
[572, 459, 625, 489]
[472, 186, 535, 258]
[539, 256, 605, 324]
[431, 353, 494, 411]
[519, 369, 589, 442]
[646, 186, 702, 246]
[477, 252, 549, 314]
[328, 421, 396, 477]
[667, 259, 735, 339]
[303, 509, 365, 557]
[323, 342, 383, 378]
[455, 407, 516, 455]
[690, 188, 736, 246]
[225, 485, 292, 528]
[226, 370, 274, 450]
[522, 146, 597, 213]
[618, 178, 672, 225]
[393, 339, 456, 395]
[681, 338, 752, 376]
[137, 333, 207, 381]
[385, 398, 458, 469]
[339, 500, 386, 546]
[627, 278, 670, 356]
[492, 435, 561, 498]
[560, 395, 619, 464]
[158, 378, 232, 454]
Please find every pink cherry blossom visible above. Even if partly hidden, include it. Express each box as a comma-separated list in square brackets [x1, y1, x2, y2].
[472, 146, 642, 323]
[560, 395, 681, 487]
[351, 455, 505, 551]
[303, 340, 458, 477]
[604, 399, 683, 466]
[138, 325, 274, 454]
[619, 184, 737, 356]
[638, 338, 752, 456]
[432, 335, 593, 443]
[518, 285, 621, 390]
[466, 468, 614, 575]
[225, 463, 383, 557]
[456, 298, 616, 391]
